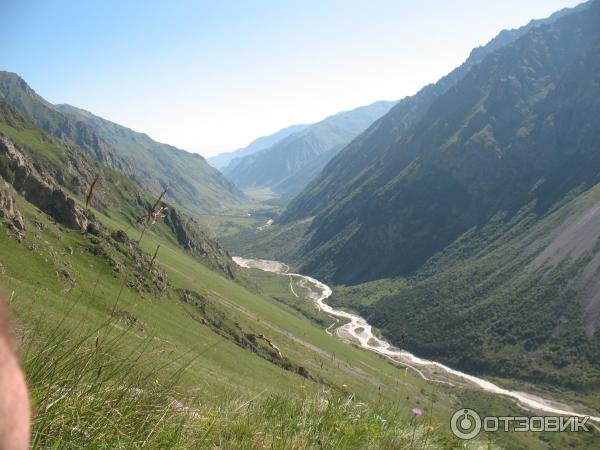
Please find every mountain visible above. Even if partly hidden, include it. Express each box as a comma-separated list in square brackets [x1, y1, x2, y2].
[222, 101, 396, 199]
[0, 97, 239, 278]
[0, 72, 247, 217]
[274, 0, 600, 387]
[207, 123, 309, 170]
[281, 0, 595, 283]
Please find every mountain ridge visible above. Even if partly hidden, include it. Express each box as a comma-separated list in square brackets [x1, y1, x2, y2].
[280, 0, 597, 283]
[0, 71, 247, 218]
[0, 96, 239, 278]
[207, 123, 309, 170]
[223, 100, 396, 199]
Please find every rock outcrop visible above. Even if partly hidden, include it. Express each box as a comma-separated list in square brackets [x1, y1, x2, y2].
[0, 134, 94, 231]
[164, 207, 237, 279]
[0, 188, 17, 219]
[0, 187, 26, 233]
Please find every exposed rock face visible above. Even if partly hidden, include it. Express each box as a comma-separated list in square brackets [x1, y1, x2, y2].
[0, 134, 94, 231]
[110, 229, 129, 244]
[164, 207, 237, 279]
[0, 189, 17, 219]
[94, 229, 169, 296]
[12, 211, 25, 231]
[0, 188, 25, 233]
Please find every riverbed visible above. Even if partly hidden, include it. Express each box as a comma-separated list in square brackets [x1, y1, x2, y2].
[233, 256, 600, 423]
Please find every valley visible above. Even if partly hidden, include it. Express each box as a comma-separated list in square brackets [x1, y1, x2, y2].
[233, 256, 600, 423]
[215, 0, 600, 413]
[2, 0, 600, 448]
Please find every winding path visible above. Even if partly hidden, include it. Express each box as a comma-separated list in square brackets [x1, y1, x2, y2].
[233, 256, 600, 423]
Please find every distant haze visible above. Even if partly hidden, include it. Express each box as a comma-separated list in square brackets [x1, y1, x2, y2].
[0, 0, 582, 157]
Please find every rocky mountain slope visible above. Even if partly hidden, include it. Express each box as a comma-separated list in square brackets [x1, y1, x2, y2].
[0, 97, 238, 279]
[282, 0, 596, 283]
[223, 101, 396, 199]
[271, 0, 600, 388]
[0, 72, 246, 217]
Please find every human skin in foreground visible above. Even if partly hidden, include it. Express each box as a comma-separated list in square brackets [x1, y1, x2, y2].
[0, 293, 30, 450]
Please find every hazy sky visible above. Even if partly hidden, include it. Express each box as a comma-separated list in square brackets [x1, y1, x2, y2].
[1, 0, 582, 157]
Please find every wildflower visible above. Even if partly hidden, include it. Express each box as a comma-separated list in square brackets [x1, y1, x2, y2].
[342, 383, 348, 388]
[427, 425, 435, 433]
[409, 407, 423, 448]
[299, 384, 306, 389]
[155, 378, 160, 385]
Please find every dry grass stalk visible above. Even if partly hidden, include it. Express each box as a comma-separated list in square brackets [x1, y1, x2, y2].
[136, 187, 169, 226]
[151, 244, 161, 265]
[85, 175, 100, 209]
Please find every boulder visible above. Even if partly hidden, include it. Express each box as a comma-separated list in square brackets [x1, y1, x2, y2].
[12, 211, 25, 231]
[0, 189, 16, 219]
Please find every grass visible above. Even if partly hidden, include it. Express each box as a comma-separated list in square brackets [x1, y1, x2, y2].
[242, 267, 339, 328]
[243, 187, 280, 202]
[0, 124, 66, 169]
[192, 210, 272, 239]
[3, 184, 596, 448]
[0, 179, 471, 447]
[24, 321, 188, 448]
[219, 215, 313, 261]
[20, 309, 460, 449]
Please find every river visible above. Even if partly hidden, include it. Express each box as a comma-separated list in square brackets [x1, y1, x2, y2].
[233, 256, 600, 423]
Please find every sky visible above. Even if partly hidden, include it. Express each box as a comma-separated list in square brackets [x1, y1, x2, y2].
[0, 0, 583, 157]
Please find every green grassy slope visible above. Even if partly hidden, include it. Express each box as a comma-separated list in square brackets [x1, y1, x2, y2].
[4, 193, 597, 448]
[56, 103, 248, 216]
[0, 160, 468, 448]
[0, 71, 248, 216]
[3, 199, 599, 448]
[0, 87, 470, 448]
[330, 181, 600, 400]
[3, 94, 588, 449]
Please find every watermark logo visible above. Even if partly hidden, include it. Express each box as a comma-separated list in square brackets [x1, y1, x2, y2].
[450, 409, 482, 440]
[450, 408, 590, 440]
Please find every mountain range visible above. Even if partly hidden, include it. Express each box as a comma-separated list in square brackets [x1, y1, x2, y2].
[220, 100, 396, 199]
[207, 123, 309, 170]
[282, 0, 595, 282]
[0, 72, 247, 218]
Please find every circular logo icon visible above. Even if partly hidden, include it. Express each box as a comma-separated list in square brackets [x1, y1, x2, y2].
[450, 408, 482, 440]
